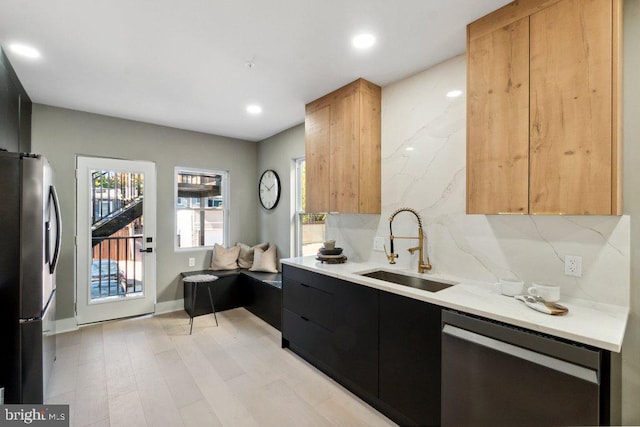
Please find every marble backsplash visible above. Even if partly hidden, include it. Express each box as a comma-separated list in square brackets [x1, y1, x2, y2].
[325, 54, 630, 307]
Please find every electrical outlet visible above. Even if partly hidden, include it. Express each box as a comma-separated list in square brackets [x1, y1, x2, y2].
[373, 236, 386, 252]
[564, 255, 582, 277]
[188, 257, 196, 267]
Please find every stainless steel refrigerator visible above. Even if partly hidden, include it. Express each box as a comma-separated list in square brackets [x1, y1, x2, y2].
[0, 151, 60, 404]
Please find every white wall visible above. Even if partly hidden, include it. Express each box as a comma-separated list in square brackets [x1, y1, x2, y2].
[257, 124, 305, 260]
[327, 54, 630, 307]
[32, 104, 258, 319]
[622, 0, 640, 423]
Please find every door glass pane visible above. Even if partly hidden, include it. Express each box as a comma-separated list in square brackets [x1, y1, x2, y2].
[90, 170, 144, 301]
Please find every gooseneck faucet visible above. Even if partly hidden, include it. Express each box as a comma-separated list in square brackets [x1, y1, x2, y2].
[384, 207, 432, 273]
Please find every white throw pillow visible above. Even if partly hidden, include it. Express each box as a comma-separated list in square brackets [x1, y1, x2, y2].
[236, 242, 269, 269]
[250, 245, 278, 273]
[210, 243, 241, 270]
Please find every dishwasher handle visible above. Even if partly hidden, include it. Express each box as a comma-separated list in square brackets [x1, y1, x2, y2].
[442, 324, 599, 384]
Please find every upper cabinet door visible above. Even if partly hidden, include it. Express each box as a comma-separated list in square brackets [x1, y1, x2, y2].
[304, 78, 381, 214]
[467, 17, 530, 214]
[330, 85, 360, 213]
[529, 0, 614, 214]
[466, 0, 620, 215]
[305, 103, 331, 213]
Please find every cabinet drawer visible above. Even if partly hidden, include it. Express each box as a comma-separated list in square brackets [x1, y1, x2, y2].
[283, 279, 334, 331]
[283, 309, 336, 368]
[283, 264, 336, 294]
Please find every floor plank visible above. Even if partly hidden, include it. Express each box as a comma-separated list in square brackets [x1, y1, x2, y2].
[47, 308, 395, 426]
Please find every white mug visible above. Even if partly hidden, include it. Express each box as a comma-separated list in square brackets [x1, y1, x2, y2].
[528, 283, 561, 302]
[494, 278, 524, 296]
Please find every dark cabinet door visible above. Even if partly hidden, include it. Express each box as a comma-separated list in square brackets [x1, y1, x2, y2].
[379, 292, 442, 426]
[332, 278, 378, 398]
[282, 265, 379, 400]
[0, 62, 20, 153]
[19, 93, 32, 153]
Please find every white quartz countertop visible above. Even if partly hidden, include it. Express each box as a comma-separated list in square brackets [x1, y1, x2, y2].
[281, 256, 629, 352]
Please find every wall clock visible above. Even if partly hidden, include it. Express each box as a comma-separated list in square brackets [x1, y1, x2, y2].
[259, 169, 281, 210]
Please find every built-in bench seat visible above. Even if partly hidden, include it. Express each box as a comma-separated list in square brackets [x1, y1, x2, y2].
[181, 269, 282, 330]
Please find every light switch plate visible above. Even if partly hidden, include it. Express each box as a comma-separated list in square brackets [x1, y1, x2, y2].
[373, 236, 386, 252]
[188, 257, 196, 267]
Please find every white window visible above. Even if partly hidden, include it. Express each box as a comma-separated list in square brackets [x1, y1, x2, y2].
[175, 167, 229, 250]
[295, 158, 326, 256]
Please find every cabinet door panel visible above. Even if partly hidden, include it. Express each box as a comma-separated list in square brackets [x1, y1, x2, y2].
[358, 80, 381, 213]
[283, 279, 334, 331]
[305, 103, 331, 213]
[330, 88, 359, 213]
[467, 17, 530, 214]
[529, 0, 612, 214]
[332, 279, 378, 397]
[379, 292, 441, 426]
[283, 309, 335, 368]
[0, 63, 20, 153]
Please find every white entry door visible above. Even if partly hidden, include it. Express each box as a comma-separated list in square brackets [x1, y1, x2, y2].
[76, 156, 156, 325]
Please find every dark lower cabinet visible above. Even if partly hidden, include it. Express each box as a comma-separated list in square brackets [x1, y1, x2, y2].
[0, 47, 31, 153]
[183, 274, 244, 317]
[379, 292, 442, 426]
[244, 275, 282, 330]
[283, 265, 444, 426]
[282, 264, 379, 400]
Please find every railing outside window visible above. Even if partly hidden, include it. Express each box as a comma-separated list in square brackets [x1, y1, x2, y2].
[175, 167, 229, 250]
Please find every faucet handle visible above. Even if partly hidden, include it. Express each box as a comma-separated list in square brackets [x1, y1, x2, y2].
[383, 244, 398, 264]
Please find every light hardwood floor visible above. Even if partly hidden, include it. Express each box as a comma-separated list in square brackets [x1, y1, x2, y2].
[46, 308, 396, 427]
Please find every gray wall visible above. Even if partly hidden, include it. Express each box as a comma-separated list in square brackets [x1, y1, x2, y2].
[31, 104, 258, 320]
[622, 0, 640, 423]
[256, 124, 305, 260]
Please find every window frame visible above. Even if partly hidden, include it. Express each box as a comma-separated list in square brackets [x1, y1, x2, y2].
[294, 158, 305, 256]
[174, 166, 229, 252]
[294, 157, 326, 257]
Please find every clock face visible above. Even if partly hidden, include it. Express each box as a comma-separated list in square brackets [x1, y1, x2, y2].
[259, 169, 280, 210]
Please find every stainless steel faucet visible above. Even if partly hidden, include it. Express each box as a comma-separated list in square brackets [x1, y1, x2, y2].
[385, 207, 432, 273]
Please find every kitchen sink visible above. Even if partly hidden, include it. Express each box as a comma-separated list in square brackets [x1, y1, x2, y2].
[358, 270, 454, 292]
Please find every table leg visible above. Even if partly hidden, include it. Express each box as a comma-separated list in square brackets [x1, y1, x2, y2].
[207, 285, 219, 327]
[190, 281, 198, 335]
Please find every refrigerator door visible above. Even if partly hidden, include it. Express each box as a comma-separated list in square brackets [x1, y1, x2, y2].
[19, 290, 55, 405]
[42, 290, 56, 401]
[20, 154, 46, 319]
[19, 317, 44, 404]
[0, 152, 21, 403]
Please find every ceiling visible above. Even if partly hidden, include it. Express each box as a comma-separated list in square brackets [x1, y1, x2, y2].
[0, 0, 511, 142]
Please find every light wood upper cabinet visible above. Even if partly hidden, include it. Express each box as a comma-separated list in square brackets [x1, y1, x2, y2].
[305, 78, 381, 213]
[467, 17, 530, 214]
[466, 0, 621, 215]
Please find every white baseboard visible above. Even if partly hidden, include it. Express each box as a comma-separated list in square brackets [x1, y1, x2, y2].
[55, 317, 79, 334]
[156, 299, 184, 315]
[53, 300, 184, 333]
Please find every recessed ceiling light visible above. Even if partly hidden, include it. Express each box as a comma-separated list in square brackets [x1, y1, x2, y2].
[9, 43, 41, 59]
[405, 147, 415, 152]
[352, 33, 375, 49]
[446, 90, 463, 98]
[246, 104, 262, 115]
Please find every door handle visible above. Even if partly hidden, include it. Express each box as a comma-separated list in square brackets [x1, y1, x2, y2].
[139, 248, 153, 253]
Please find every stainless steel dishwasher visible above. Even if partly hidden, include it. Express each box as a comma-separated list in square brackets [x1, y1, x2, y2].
[441, 310, 610, 427]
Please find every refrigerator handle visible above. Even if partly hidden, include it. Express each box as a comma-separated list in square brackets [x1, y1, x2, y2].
[49, 185, 62, 274]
